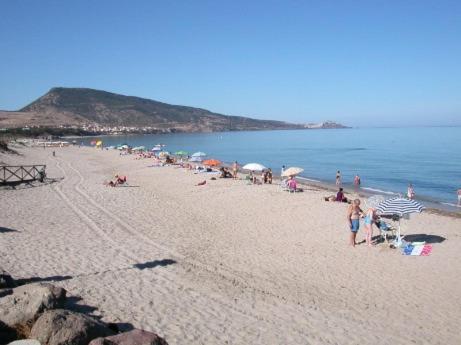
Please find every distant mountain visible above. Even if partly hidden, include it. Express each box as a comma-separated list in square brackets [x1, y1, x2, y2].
[0, 87, 305, 132]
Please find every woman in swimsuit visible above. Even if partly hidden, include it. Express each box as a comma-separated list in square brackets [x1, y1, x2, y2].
[232, 161, 239, 180]
[347, 199, 363, 247]
[363, 207, 377, 246]
[407, 183, 415, 200]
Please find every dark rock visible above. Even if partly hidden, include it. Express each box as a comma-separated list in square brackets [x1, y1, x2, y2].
[30, 309, 114, 345]
[89, 329, 168, 345]
[0, 271, 16, 289]
[0, 320, 18, 345]
[0, 288, 13, 298]
[0, 283, 66, 328]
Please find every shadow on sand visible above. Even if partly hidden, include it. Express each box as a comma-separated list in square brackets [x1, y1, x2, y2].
[15, 275, 73, 286]
[403, 234, 446, 244]
[0, 227, 19, 233]
[0, 177, 64, 190]
[133, 259, 177, 270]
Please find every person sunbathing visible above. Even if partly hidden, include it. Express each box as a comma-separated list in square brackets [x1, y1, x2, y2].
[335, 188, 350, 203]
[106, 175, 127, 187]
[197, 180, 207, 186]
[220, 167, 233, 178]
[116, 175, 127, 185]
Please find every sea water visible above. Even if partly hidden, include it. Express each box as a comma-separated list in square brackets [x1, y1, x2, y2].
[83, 127, 461, 209]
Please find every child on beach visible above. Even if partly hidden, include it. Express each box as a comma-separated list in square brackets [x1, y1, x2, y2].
[336, 170, 341, 186]
[347, 199, 363, 247]
[363, 207, 377, 246]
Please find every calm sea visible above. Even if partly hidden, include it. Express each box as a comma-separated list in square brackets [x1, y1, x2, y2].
[82, 127, 461, 209]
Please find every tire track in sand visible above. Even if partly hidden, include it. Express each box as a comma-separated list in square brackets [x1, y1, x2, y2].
[57, 157, 321, 341]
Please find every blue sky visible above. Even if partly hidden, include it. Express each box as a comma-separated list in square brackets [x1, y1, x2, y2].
[1, 1, 460, 127]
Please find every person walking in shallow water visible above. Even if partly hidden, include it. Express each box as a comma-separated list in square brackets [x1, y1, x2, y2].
[336, 170, 341, 186]
[407, 183, 415, 200]
[354, 174, 361, 188]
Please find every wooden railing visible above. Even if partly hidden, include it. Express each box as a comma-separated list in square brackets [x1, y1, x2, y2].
[0, 165, 46, 185]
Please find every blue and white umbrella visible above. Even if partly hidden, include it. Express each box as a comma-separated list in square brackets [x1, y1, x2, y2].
[376, 197, 424, 247]
[191, 151, 207, 157]
[376, 197, 424, 216]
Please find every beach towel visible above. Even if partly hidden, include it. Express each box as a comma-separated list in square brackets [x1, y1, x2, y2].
[402, 243, 433, 256]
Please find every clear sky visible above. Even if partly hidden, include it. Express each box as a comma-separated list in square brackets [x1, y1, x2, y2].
[1, 0, 460, 127]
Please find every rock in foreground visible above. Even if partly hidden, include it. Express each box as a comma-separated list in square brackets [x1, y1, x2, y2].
[30, 309, 114, 345]
[89, 329, 169, 345]
[0, 283, 66, 328]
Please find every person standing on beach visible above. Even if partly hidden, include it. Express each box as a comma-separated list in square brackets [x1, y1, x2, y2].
[336, 170, 341, 186]
[232, 161, 239, 180]
[457, 188, 461, 206]
[363, 207, 377, 246]
[407, 183, 415, 200]
[281, 165, 286, 178]
[347, 199, 363, 247]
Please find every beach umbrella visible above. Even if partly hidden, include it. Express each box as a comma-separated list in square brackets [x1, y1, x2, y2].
[376, 197, 424, 216]
[242, 163, 266, 171]
[282, 167, 304, 177]
[203, 159, 221, 167]
[189, 156, 204, 162]
[376, 197, 425, 246]
[174, 150, 189, 156]
[96, 140, 103, 147]
[90, 140, 97, 146]
[191, 151, 207, 157]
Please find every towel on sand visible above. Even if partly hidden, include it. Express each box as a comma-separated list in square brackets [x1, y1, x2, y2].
[402, 243, 433, 256]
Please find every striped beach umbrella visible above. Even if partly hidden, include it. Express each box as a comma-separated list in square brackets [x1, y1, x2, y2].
[376, 197, 424, 216]
[376, 197, 424, 247]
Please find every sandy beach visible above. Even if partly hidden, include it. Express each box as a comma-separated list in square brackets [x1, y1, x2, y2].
[1, 146, 461, 345]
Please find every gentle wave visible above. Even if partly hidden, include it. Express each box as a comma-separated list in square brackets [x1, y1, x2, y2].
[360, 187, 398, 195]
[441, 202, 461, 208]
[297, 176, 321, 183]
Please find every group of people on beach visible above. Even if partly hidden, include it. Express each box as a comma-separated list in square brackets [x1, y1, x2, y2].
[335, 170, 361, 189]
[347, 199, 378, 247]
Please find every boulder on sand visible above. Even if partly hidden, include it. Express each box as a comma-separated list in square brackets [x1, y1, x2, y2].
[0, 283, 66, 328]
[7, 340, 41, 345]
[30, 309, 114, 345]
[89, 329, 169, 345]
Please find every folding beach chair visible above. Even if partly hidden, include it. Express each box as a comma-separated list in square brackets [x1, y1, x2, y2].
[378, 220, 397, 243]
[280, 179, 289, 191]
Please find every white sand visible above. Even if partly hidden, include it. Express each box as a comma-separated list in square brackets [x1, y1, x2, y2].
[1, 146, 461, 344]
